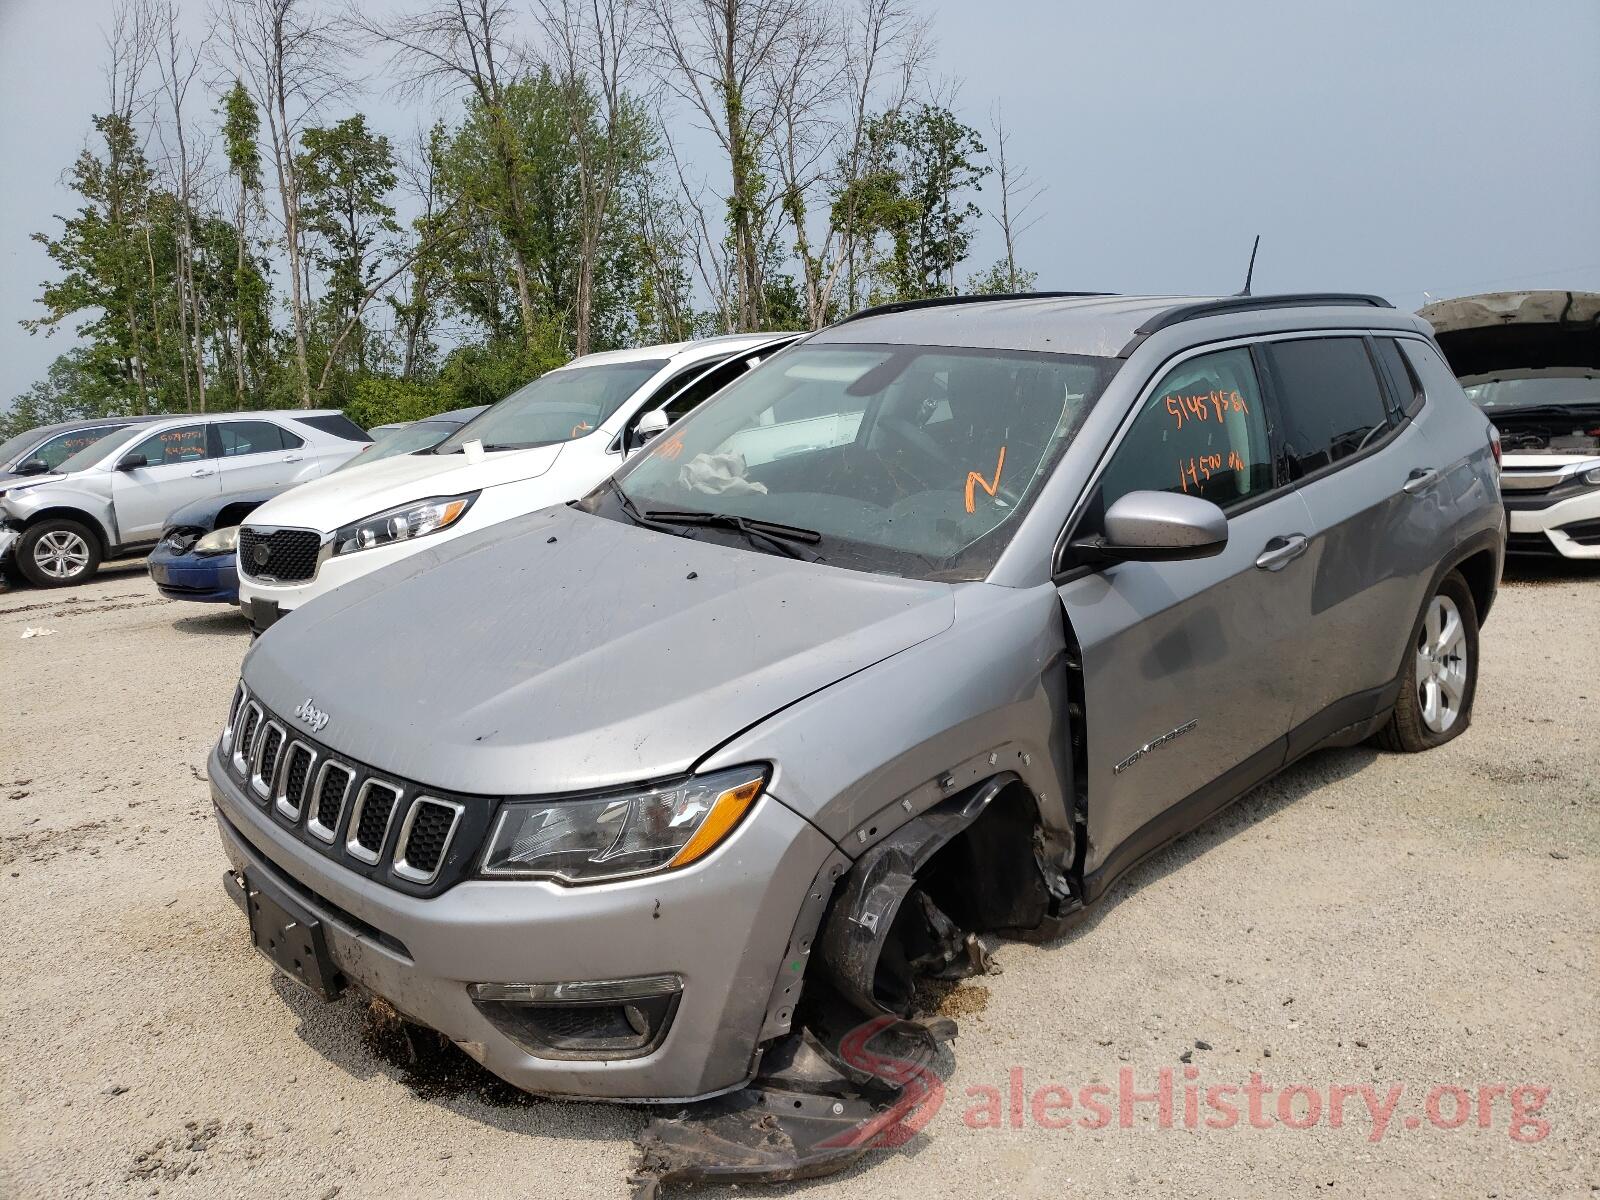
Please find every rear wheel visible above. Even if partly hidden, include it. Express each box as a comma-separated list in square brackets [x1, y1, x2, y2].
[1376, 571, 1478, 752]
[16, 519, 102, 588]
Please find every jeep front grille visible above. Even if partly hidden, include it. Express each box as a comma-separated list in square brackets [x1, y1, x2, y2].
[276, 743, 316, 821]
[220, 686, 491, 896]
[394, 798, 464, 884]
[307, 762, 353, 843]
[238, 527, 324, 583]
[347, 780, 402, 864]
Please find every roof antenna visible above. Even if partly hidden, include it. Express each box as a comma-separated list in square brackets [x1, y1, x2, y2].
[1239, 235, 1260, 296]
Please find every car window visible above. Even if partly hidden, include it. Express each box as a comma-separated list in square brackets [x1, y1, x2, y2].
[1099, 346, 1274, 511]
[1263, 337, 1392, 478]
[614, 342, 1118, 578]
[333, 420, 459, 472]
[31, 424, 127, 469]
[663, 357, 745, 422]
[438, 359, 668, 453]
[295, 413, 372, 442]
[215, 420, 296, 456]
[127, 424, 210, 465]
[1372, 337, 1424, 417]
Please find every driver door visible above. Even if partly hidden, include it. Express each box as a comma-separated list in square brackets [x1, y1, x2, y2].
[1056, 344, 1315, 881]
[110, 423, 219, 543]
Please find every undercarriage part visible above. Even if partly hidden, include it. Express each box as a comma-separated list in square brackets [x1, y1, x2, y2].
[630, 992, 956, 1198]
[816, 775, 1055, 1016]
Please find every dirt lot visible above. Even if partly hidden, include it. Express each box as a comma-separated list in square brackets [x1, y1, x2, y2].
[1, 559, 1596, 1199]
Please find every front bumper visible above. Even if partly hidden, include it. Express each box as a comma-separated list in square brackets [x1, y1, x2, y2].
[148, 548, 239, 603]
[1505, 486, 1600, 559]
[0, 525, 18, 566]
[208, 743, 831, 1102]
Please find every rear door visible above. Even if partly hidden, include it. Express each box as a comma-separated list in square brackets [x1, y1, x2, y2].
[1258, 334, 1441, 746]
[1058, 343, 1316, 875]
[213, 419, 305, 493]
[110, 423, 219, 543]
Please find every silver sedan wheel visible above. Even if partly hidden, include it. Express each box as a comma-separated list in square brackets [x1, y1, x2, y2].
[34, 529, 91, 581]
[1415, 593, 1468, 734]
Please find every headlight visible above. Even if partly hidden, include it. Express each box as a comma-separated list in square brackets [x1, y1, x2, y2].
[333, 493, 477, 556]
[1583, 463, 1600, 486]
[194, 525, 239, 555]
[480, 766, 768, 884]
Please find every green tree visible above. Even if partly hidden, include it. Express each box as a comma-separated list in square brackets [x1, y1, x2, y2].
[221, 79, 267, 403]
[26, 113, 159, 413]
[298, 115, 400, 379]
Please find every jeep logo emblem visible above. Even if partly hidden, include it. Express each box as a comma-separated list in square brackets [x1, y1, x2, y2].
[293, 697, 330, 733]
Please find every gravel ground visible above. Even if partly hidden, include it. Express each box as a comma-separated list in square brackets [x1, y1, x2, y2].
[1, 559, 1595, 1199]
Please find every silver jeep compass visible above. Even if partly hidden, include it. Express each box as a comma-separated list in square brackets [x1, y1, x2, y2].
[208, 293, 1503, 1175]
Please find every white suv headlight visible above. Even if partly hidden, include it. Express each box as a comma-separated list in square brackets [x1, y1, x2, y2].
[480, 766, 768, 884]
[333, 493, 477, 556]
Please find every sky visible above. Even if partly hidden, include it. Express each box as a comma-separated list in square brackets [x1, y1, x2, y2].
[1, 0, 1598, 406]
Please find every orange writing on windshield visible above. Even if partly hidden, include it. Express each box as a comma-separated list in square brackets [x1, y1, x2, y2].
[655, 432, 686, 460]
[1179, 450, 1247, 493]
[964, 446, 1006, 514]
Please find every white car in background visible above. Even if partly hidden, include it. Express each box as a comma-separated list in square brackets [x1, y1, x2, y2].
[236, 333, 798, 632]
[0, 410, 369, 587]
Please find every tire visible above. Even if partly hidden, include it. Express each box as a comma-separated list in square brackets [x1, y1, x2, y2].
[1375, 570, 1479, 752]
[16, 518, 102, 589]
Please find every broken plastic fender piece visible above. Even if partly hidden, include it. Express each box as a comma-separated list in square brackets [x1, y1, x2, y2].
[629, 1015, 955, 1198]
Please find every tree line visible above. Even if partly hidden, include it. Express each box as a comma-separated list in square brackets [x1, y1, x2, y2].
[8, 0, 1047, 438]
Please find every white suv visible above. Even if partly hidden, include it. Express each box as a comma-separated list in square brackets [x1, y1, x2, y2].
[0, 410, 368, 588]
[236, 334, 797, 632]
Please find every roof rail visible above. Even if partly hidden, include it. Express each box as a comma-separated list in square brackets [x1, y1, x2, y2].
[1119, 292, 1393, 356]
[830, 290, 1116, 327]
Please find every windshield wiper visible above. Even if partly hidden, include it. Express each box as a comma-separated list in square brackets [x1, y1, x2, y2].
[1484, 402, 1600, 419]
[642, 508, 825, 561]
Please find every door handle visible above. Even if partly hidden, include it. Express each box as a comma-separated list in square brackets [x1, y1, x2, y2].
[283, 454, 303, 463]
[1255, 533, 1309, 571]
[1403, 467, 1440, 495]
[191, 467, 214, 478]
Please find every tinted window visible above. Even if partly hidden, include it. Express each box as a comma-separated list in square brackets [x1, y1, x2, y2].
[1265, 338, 1391, 478]
[296, 413, 372, 443]
[663, 358, 744, 422]
[1461, 372, 1600, 411]
[126, 424, 209, 465]
[1372, 337, 1424, 417]
[333, 420, 459, 472]
[1099, 346, 1273, 511]
[216, 420, 296, 456]
[32, 424, 128, 469]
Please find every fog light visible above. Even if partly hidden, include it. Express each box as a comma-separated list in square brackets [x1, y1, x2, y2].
[469, 975, 682, 1060]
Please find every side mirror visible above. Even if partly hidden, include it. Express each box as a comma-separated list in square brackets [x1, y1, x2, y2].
[1074, 490, 1228, 564]
[631, 408, 671, 450]
[117, 452, 149, 472]
[16, 458, 49, 475]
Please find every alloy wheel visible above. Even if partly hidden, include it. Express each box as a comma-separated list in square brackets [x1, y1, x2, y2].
[34, 530, 90, 581]
[1415, 593, 1468, 734]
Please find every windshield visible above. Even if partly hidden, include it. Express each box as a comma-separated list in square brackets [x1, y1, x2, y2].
[0, 428, 48, 467]
[608, 342, 1117, 579]
[53, 428, 133, 475]
[1462, 371, 1600, 411]
[335, 420, 458, 472]
[436, 359, 667, 453]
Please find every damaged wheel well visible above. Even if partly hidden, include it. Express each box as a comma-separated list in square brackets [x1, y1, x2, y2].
[812, 777, 1064, 1019]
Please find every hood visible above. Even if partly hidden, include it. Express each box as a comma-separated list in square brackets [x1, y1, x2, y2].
[1420, 290, 1600, 377]
[243, 442, 566, 532]
[243, 506, 956, 796]
[0, 473, 69, 510]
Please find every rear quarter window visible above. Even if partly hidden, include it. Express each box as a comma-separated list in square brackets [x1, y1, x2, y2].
[294, 414, 372, 443]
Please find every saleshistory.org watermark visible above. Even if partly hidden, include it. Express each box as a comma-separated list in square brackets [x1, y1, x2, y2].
[829, 1019, 1553, 1150]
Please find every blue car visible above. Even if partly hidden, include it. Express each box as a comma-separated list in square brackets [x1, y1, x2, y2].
[148, 490, 280, 604]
